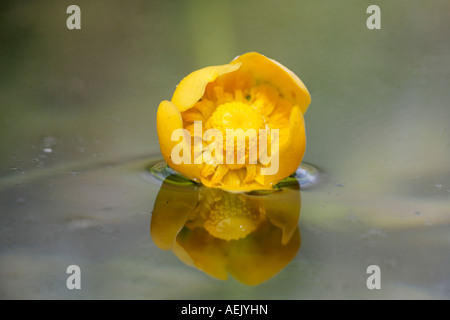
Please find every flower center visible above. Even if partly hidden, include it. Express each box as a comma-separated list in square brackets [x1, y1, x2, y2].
[206, 102, 265, 133]
[203, 194, 260, 241]
[205, 102, 265, 170]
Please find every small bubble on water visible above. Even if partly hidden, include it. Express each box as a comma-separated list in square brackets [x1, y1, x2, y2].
[435, 184, 443, 189]
[345, 214, 359, 223]
[67, 218, 98, 230]
[43, 136, 56, 147]
[361, 228, 387, 240]
[16, 197, 26, 204]
[43, 148, 52, 153]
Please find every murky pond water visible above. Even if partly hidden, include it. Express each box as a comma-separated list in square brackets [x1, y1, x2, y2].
[1, 1, 449, 299]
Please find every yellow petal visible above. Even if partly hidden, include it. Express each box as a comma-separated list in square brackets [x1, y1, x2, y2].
[156, 100, 201, 181]
[256, 181, 301, 245]
[257, 105, 306, 187]
[171, 63, 241, 112]
[227, 222, 301, 286]
[175, 228, 229, 280]
[150, 179, 199, 250]
[231, 52, 311, 114]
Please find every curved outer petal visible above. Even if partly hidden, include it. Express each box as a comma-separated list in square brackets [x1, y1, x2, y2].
[257, 106, 306, 187]
[248, 181, 301, 245]
[174, 228, 229, 281]
[227, 223, 301, 286]
[150, 179, 199, 250]
[171, 63, 241, 112]
[156, 100, 201, 181]
[231, 52, 311, 114]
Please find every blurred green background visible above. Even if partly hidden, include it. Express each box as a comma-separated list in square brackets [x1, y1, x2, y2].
[1, 0, 449, 299]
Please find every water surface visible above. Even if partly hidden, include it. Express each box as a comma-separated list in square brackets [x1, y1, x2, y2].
[1, 0, 449, 299]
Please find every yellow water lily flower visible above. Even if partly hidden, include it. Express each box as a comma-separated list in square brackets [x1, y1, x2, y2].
[157, 52, 311, 191]
[150, 177, 301, 286]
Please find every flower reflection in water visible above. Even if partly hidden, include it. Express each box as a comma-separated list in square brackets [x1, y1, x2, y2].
[150, 176, 302, 286]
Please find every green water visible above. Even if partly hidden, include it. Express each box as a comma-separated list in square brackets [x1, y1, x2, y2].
[1, 0, 449, 299]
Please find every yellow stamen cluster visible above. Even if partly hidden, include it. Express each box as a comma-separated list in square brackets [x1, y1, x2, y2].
[202, 192, 262, 240]
[181, 84, 287, 188]
[205, 102, 265, 133]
